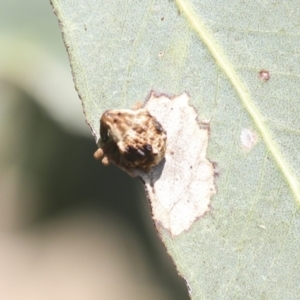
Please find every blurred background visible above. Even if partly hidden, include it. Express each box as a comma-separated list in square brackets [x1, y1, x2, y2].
[0, 1, 189, 299]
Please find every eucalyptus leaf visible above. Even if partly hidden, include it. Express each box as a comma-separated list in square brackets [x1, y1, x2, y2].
[51, 0, 300, 298]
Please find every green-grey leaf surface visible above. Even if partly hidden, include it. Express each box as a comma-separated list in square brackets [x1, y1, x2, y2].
[51, 0, 300, 298]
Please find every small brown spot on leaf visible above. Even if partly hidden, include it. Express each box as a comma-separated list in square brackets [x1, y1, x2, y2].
[259, 69, 270, 81]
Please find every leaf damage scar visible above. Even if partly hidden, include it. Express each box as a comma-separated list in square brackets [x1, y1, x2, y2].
[94, 92, 216, 236]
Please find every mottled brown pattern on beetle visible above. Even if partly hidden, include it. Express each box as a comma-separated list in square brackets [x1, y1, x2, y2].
[95, 108, 167, 171]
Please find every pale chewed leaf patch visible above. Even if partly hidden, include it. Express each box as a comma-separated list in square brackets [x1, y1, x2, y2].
[134, 92, 216, 236]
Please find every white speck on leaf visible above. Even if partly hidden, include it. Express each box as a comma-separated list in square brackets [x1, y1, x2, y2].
[134, 92, 216, 236]
[158, 51, 164, 58]
[240, 128, 257, 150]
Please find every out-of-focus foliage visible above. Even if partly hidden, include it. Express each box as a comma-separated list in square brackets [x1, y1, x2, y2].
[0, 1, 188, 299]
